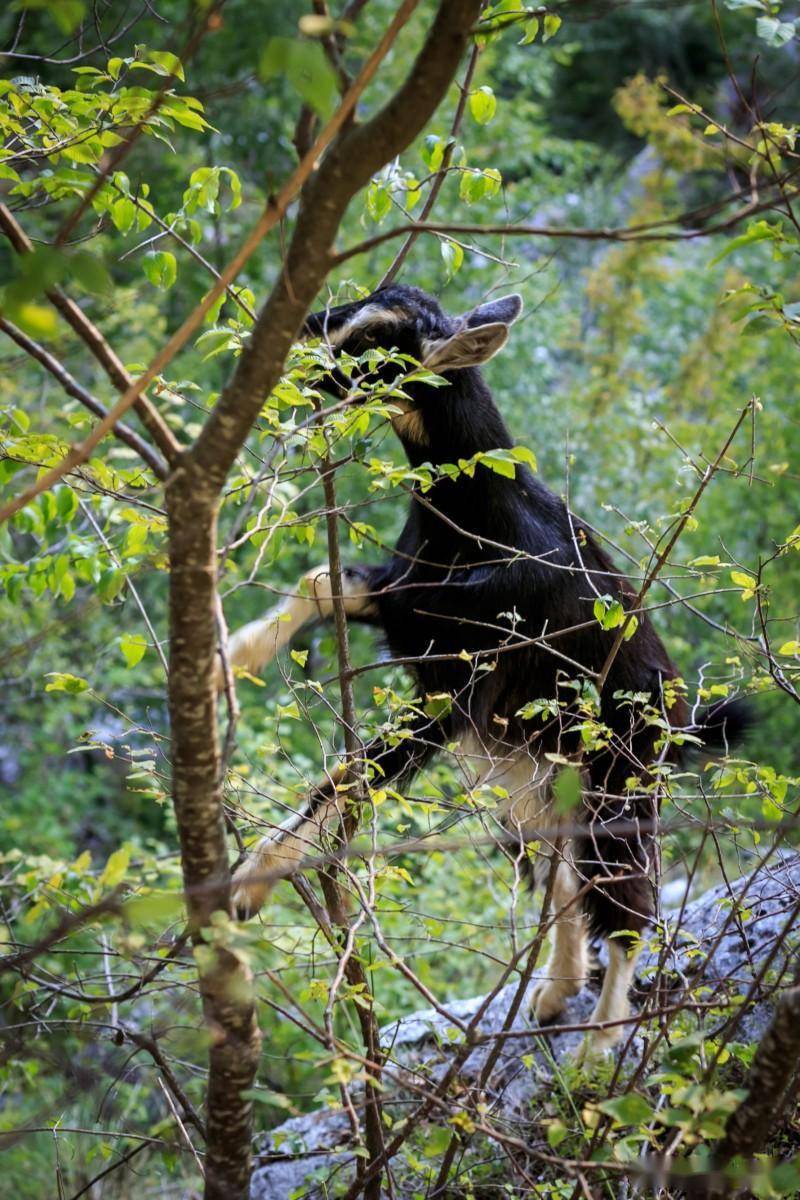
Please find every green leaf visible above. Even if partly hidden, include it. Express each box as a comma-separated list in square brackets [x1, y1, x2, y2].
[598, 1092, 654, 1126]
[140, 48, 185, 80]
[100, 844, 130, 888]
[11, 303, 58, 339]
[520, 17, 539, 45]
[125, 889, 184, 926]
[511, 445, 538, 471]
[479, 449, 516, 478]
[70, 250, 112, 296]
[56, 486, 78, 522]
[553, 766, 582, 815]
[424, 692, 452, 720]
[260, 37, 338, 116]
[366, 181, 391, 223]
[708, 220, 781, 266]
[421, 135, 445, 171]
[546, 1118, 568, 1148]
[730, 569, 757, 600]
[543, 13, 562, 41]
[622, 614, 639, 641]
[18, 0, 86, 35]
[459, 167, 502, 205]
[45, 672, 89, 694]
[441, 239, 464, 277]
[142, 250, 177, 290]
[195, 327, 238, 360]
[420, 1125, 452, 1158]
[593, 595, 625, 630]
[469, 86, 496, 125]
[119, 633, 147, 668]
[778, 640, 799, 656]
[111, 197, 136, 234]
[755, 16, 796, 48]
[688, 554, 721, 568]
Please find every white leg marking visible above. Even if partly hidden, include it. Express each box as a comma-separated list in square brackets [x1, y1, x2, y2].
[531, 860, 589, 1022]
[216, 565, 374, 691]
[452, 740, 587, 1024]
[581, 939, 639, 1058]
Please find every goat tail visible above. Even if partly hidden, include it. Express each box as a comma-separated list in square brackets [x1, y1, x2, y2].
[689, 695, 753, 755]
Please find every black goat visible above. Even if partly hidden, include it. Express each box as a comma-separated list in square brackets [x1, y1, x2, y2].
[222, 284, 740, 1053]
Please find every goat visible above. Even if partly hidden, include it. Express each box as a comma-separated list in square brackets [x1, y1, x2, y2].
[220, 283, 743, 1054]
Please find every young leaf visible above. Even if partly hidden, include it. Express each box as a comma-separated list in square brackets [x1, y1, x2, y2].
[120, 633, 147, 668]
[45, 672, 89, 694]
[543, 13, 562, 41]
[512, 445, 538, 471]
[441, 239, 464, 277]
[100, 845, 131, 888]
[469, 86, 496, 125]
[598, 1092, 654, 1125]
[553, 765, 582, 814]
[142, 250, 177, 290]
[260, 37, 337, 116]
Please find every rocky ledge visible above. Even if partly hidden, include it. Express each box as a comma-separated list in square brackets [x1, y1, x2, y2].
[251, 852, 800, 1199]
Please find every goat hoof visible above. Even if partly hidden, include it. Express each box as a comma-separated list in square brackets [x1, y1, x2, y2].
[530, 979, 569, 1024]
[343, 565, 369, 583]
[230, 869, 268, 923]
[574, 1032, 617, 1070]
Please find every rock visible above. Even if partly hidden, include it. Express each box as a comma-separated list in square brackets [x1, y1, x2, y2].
[250, 853, 800, 1199]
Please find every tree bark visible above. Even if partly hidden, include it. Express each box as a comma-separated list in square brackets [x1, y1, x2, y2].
[715, 969, 800, 1167]
[167, 461, 261, 1200]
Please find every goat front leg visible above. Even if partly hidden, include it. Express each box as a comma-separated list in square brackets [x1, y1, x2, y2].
[231, 763, 348, 920]
[216, 563, 378, 690]
[231, 721, 441, 920]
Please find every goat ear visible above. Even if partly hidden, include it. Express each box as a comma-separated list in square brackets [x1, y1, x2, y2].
[422, 321, 509, 373]
[462, 293, 523, 329]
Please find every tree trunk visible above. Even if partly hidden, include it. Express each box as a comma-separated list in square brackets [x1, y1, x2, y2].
[167, 461, 261, 1200]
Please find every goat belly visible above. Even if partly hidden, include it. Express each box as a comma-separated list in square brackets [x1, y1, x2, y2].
[453, 735, 573, 863]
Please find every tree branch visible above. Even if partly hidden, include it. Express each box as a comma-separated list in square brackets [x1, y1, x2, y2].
[192, 0, 484, 488]
[379, 39, 481, 286]
[0, 202, 180, 468]
[0, 0, 423, 526]
[0, 317, 167, 479]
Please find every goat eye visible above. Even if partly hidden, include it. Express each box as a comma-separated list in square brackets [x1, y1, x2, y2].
[363, 331, 376, 344]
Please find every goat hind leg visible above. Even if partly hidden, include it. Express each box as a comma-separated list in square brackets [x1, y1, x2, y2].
[530, 860, 589, 1023]
[577, 939, 639, 1060]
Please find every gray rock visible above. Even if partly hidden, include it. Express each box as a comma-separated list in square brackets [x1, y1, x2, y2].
[250, 854, 800, 1199]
